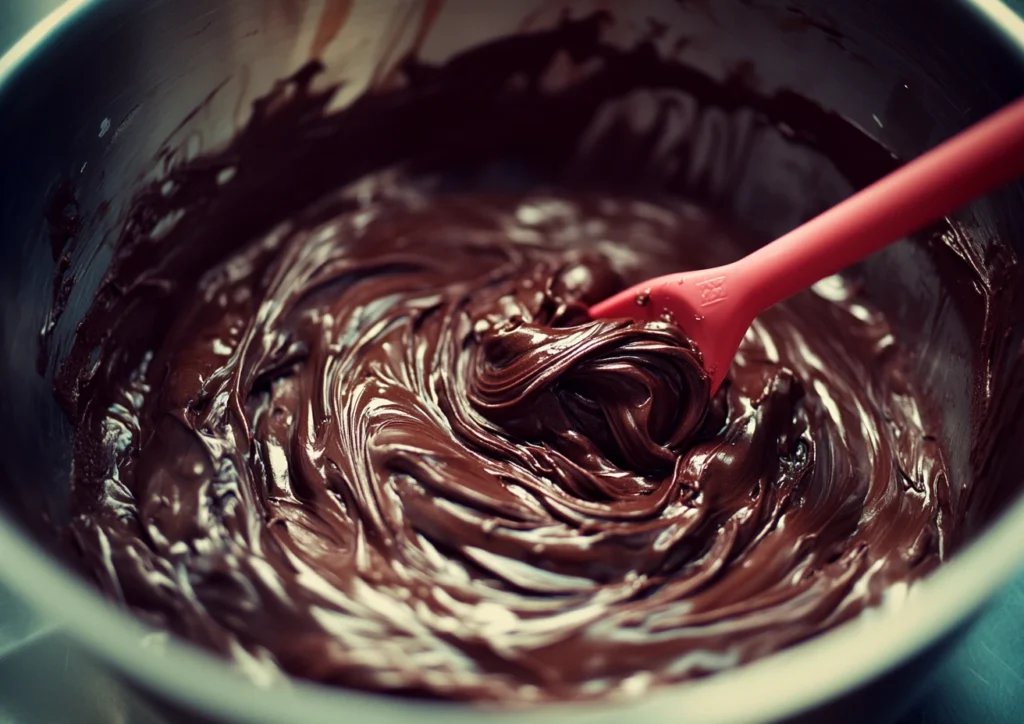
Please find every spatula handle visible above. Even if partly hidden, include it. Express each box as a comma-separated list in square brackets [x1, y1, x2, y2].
[739, 96, 1024, 313]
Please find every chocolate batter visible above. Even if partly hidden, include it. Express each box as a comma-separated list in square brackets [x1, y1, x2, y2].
[55, 16, 977, 703]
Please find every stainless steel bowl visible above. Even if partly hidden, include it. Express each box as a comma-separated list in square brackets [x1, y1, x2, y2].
[1, 2, 1023, 723]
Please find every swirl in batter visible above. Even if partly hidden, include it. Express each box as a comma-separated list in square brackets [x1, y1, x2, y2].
[53, 15, 968, 704]
[63, 186, 949, 701]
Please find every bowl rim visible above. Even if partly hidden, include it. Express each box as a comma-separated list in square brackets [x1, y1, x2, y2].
[1, 1, 1023, 723]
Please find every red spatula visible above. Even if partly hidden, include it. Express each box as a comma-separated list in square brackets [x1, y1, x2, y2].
[590, 97, 1024, 394]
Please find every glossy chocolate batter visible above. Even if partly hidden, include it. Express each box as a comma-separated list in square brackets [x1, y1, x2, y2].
[56, 16, 967, 703]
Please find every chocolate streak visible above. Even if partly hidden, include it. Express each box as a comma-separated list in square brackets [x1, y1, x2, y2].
[56, 16, 986, 703]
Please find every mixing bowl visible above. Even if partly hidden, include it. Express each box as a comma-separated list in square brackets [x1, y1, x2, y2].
[1, 1, 1023, 722]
